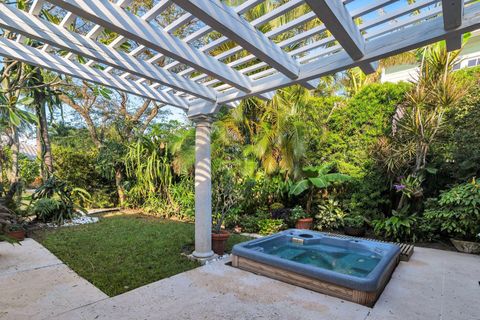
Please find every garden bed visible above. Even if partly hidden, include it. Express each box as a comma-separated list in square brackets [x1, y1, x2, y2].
[32, 213, 251, 296]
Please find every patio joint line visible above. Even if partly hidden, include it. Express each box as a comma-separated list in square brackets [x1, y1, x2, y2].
[0, 261, 64, 278]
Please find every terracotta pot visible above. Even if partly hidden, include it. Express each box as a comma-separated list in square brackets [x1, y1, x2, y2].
[7, 230, 26, 241]
[344, 226, 366, 237]
[295, 218, 313, 230]
[212, 230, 230, 256]
[450, 238, 480, 254]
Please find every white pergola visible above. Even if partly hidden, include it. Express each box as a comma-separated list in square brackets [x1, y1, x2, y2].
[1, 0, 478, 259]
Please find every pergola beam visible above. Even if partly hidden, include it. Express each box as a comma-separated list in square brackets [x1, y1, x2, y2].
[442, 0, 465, 51]
[46, 0, 253, 93]
[0, 4, 216, 102]
[101, 0, 172, 71]
[216, 2, 480, 104]
[171, 0, 300, 80]
[160, 0, 311, 92]
[304, 0, 377, 75]
[0, 37, 189, 109]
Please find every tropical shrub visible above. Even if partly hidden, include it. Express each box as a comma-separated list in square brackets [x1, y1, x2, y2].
[309, 82, 409, 177]
[258, 219, 284, 235]
[345, 169, 390, 221]
[344, 214, 365, 228]
[290, 163, 350, 213]
[241, 174, 289, 214]
[53, 145, 116, 207]
[169, 178, 195, 220]
[212, 166, 242, 233]
[436, 66, 480, 182]
[18, 155, 40, 186]
[423, 179, 480, 241]
[31, 176, 90, 224]
[238, 208, 270, 233]
[373, 206, 418, 242]
[289, 205, 307, 221]
[31, 198, 62, 223]
[315, 198, 346, 231]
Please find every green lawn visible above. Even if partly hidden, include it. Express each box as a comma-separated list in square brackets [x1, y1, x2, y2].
[35, 214, 251, 296]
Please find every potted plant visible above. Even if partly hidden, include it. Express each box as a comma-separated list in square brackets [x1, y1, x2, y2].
[344, 215, 366, 237]
[211, 167, 241, 256]
[212, 220, 230, 256]
[0, 204, 21, 244]
[290, 206, 313, 230]
[7, 223, 26, 241]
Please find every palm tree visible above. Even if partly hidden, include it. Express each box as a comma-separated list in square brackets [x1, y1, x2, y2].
[374, 42, 466, 181]
[247, 86, 308, 178]
[24, 66, 62, 180]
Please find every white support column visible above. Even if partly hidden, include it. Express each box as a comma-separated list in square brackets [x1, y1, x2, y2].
[191, 115, 215, 260]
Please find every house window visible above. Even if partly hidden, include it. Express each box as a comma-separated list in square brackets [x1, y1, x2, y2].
[452, 63, 461, 70]
[467, 59, 478, 67]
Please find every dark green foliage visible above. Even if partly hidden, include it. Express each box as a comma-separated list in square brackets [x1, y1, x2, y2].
[373, 206, 418, 242]
[436, 66, 480, 182]
[343, 214, 365, 229]
[237, 209, 270, 233]
[306, 82, 410, 177]
[18, 155, 40, 186]
[345, 166, 391, 219]
[424, 179, 480, 241]
[31, 198, 62, 223]
[52, 145, 117, 208]
[31, 176, 90, 224]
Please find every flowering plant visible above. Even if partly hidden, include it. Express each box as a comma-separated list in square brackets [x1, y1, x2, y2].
[394, 175, 423, 198]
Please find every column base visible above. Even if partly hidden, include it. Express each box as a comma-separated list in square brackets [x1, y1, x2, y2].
[187, 250, 216, 265]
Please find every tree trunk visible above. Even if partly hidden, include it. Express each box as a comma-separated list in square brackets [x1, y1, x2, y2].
[84, 115, 102, 148]
[7, 126, 20, 185]
[115, 167, 126, 206]
[306, 188, 314, 215]
[58, 94, 102, 148]
[36, 102, 54, 179]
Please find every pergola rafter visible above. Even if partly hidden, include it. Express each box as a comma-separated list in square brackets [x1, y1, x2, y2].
[0, 4, 217, 101]
[171, 0, 300, 80]
[46, 0, 254, 93]
[0, 37, 189, 109]
[304, 0, 377, 74]
[212, 1, 480, 106]
[4, 0, 476, 106]
[443, 0, 465, 51]
[1, 0, 479, 261]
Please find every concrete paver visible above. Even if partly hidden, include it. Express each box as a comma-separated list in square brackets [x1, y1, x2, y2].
[0, 239, 107, 320]
[2, 239, 479, 320]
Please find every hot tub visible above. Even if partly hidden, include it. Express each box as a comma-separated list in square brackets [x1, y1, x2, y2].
[231, 229, 401, 306]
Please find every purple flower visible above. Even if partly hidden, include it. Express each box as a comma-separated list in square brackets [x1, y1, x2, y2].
[393, 184, 405, 191]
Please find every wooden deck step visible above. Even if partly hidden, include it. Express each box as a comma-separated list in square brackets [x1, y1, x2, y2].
[325, 233, 414, 262]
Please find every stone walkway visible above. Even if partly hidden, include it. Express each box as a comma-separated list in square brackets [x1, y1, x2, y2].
[0, 239, 107, 320]
[1, 239, 479, 320]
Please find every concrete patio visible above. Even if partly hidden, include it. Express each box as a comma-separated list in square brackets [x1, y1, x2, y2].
[1, 239, 479, 320]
